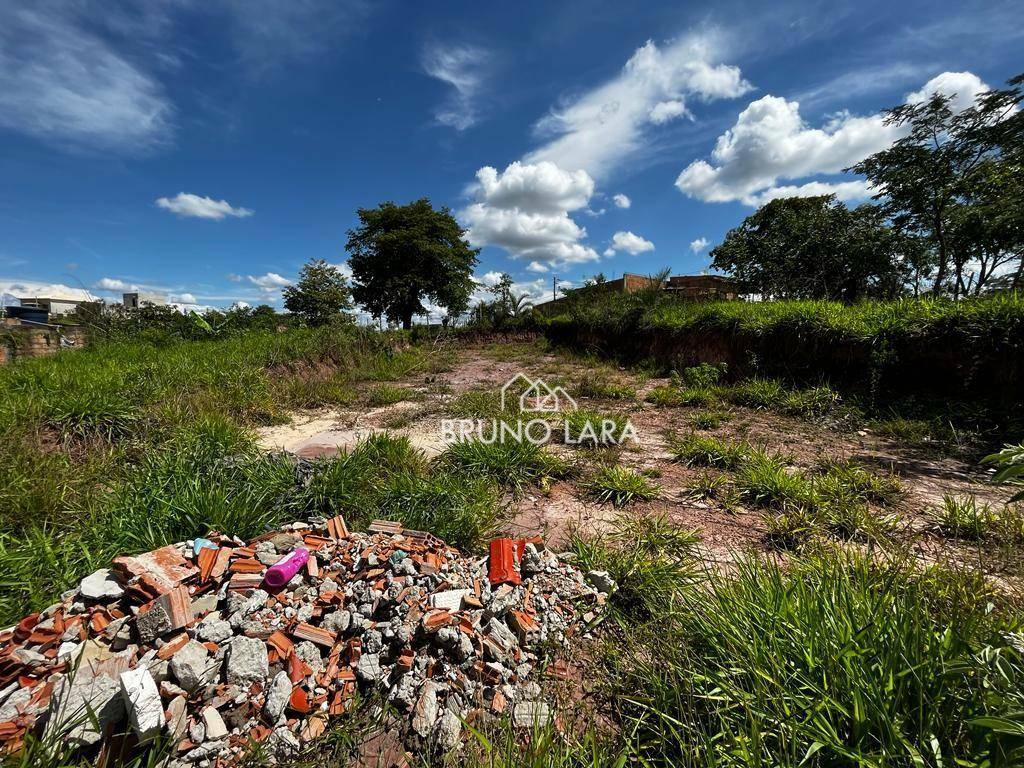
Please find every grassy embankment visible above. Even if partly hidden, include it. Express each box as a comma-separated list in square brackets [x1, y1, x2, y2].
[543, 292, 1024, 445]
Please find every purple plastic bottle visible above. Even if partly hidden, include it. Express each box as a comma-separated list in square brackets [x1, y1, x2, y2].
[263, 547, 309, 589]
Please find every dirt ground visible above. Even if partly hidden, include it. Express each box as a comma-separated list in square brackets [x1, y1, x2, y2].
[257, 340, 1014, 575]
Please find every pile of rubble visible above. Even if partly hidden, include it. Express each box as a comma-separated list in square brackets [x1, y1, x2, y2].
[0, 516, 612, 765]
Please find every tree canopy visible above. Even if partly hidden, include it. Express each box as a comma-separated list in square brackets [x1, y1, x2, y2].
[346, 198, 478, 329]
[710, 195, 912, 301]
[850, 73, 1023, 297]
[282, 259, 353, 326]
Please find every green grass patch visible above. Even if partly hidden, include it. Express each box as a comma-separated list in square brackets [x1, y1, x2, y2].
[365, 383, 415, 406]
[439, 439, 570, 493]
[668, 432, 750, 469]
[584, 465, 659, 506]
[562, 408, 632, 447]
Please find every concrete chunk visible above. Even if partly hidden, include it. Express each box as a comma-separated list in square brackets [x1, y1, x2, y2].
[202, 706, 229, 740]
[264, 670, 291, 721]
[119, 666, 162, 743]
[47, 672, 125, 746]
[79, 569, 124, 601]
[226, 635, 268, 685]
[169, 640, 210, 691]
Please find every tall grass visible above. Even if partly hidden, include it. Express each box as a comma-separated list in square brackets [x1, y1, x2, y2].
[594, 539, 1024, 767]
[0, 328, 458, 625]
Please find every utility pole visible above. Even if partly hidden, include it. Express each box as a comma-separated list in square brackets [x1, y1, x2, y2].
[552, 276, 559, 301]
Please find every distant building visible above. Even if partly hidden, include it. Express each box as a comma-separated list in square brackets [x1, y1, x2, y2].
[664, 274, 739, 301]
[533, 272, 739, 315]
[122, 292, 166, 309]
[17, 296, 90, 316]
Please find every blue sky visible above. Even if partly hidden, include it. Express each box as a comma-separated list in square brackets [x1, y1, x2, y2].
[1, 0, 1021, 315]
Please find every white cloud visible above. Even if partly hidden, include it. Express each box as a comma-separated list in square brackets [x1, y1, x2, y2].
[0, 279, 94, 302]
[675, 71, 992, 207]
[612, 193, 631, 209]
[422, 43, 487, 130]
[905, 71, 990, 113]
[526, 261, 549, 273]
[171, 292, 197, 304]
[248, 273, 292, 292]
[689, 237, 709, 253]
[475, 161, 594, 213]
[0, 6, 173, 152]
[232, 301, 251, 310]
[649, 99, 689, 124]
[476, 271, 504, 287]
[525, 33, 751, 178]
[461, 162, 600, 268]
[156, 192, 254, 220]
[605, 230, 655, 257]
[95, 277, 136, 292]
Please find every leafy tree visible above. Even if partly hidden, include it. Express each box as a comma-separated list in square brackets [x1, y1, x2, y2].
[710, 195, 912, 301]
[282, 259, 353, 326]
[346, 198, 479, 329]
[850, 73, 1023, 297]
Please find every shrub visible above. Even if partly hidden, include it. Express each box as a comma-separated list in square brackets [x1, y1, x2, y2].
[682, 471, 728, 501]
[585, 465, 659, 506]
[678, 362, 727, 388]
[669, 433, 749, 469]
[735, 449, 814, 510]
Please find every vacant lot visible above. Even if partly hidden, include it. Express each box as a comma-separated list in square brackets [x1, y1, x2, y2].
[3, 330, 1024, 767]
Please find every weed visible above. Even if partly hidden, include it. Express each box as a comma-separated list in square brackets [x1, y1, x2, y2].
[646, 385, 719, 408]
[931, 494, 999, 539]
[813, 458, 903, 506]
[668, 432, 749, 469]
[365, 383, 414, 406]
[439, 439, 570, 493]
[561, 409, 632, 447]
[689, 409, 730, 430]
[734, 448, 814, 510]
[575, 375, 636, 400]
[570, 513, 698, 617]
[584, 465, 659, 506]
[677, 362, 727, 388]
[682, 471, 727, 501]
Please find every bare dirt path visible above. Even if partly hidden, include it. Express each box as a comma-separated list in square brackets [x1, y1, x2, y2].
[257, 341, 1011, 569]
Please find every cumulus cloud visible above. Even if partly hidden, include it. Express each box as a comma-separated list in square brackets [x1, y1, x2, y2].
[604, 231, 655, 257]
[248, 273, 292, 292]
[156, 192, 254, 220]
[905, 71, 990, 113]
[422, 42, 488, 130]
[526, 261, 549, 273]
[475, 161, 594, 213]
[689, 237, 709, 253]
[675, 70, 992, 207]
[94, 277, 136, 291]
[0, 279, 93, 302]
[612, 193, 631, 209]
[461, 161, 600, 268]
[525, 32, 751, 178]
[171, 292, 197, 304]
[649, 99, 689, 124]
[0, 5, 173, 153]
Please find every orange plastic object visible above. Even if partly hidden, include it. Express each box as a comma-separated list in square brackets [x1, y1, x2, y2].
[488, 538, 522, 586]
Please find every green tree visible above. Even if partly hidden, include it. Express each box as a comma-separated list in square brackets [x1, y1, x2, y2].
[346, 198, 479, 329]
[710, 195, 912, 301]
[282, 259, 353, 326]
[850, 73, 1023, 297]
